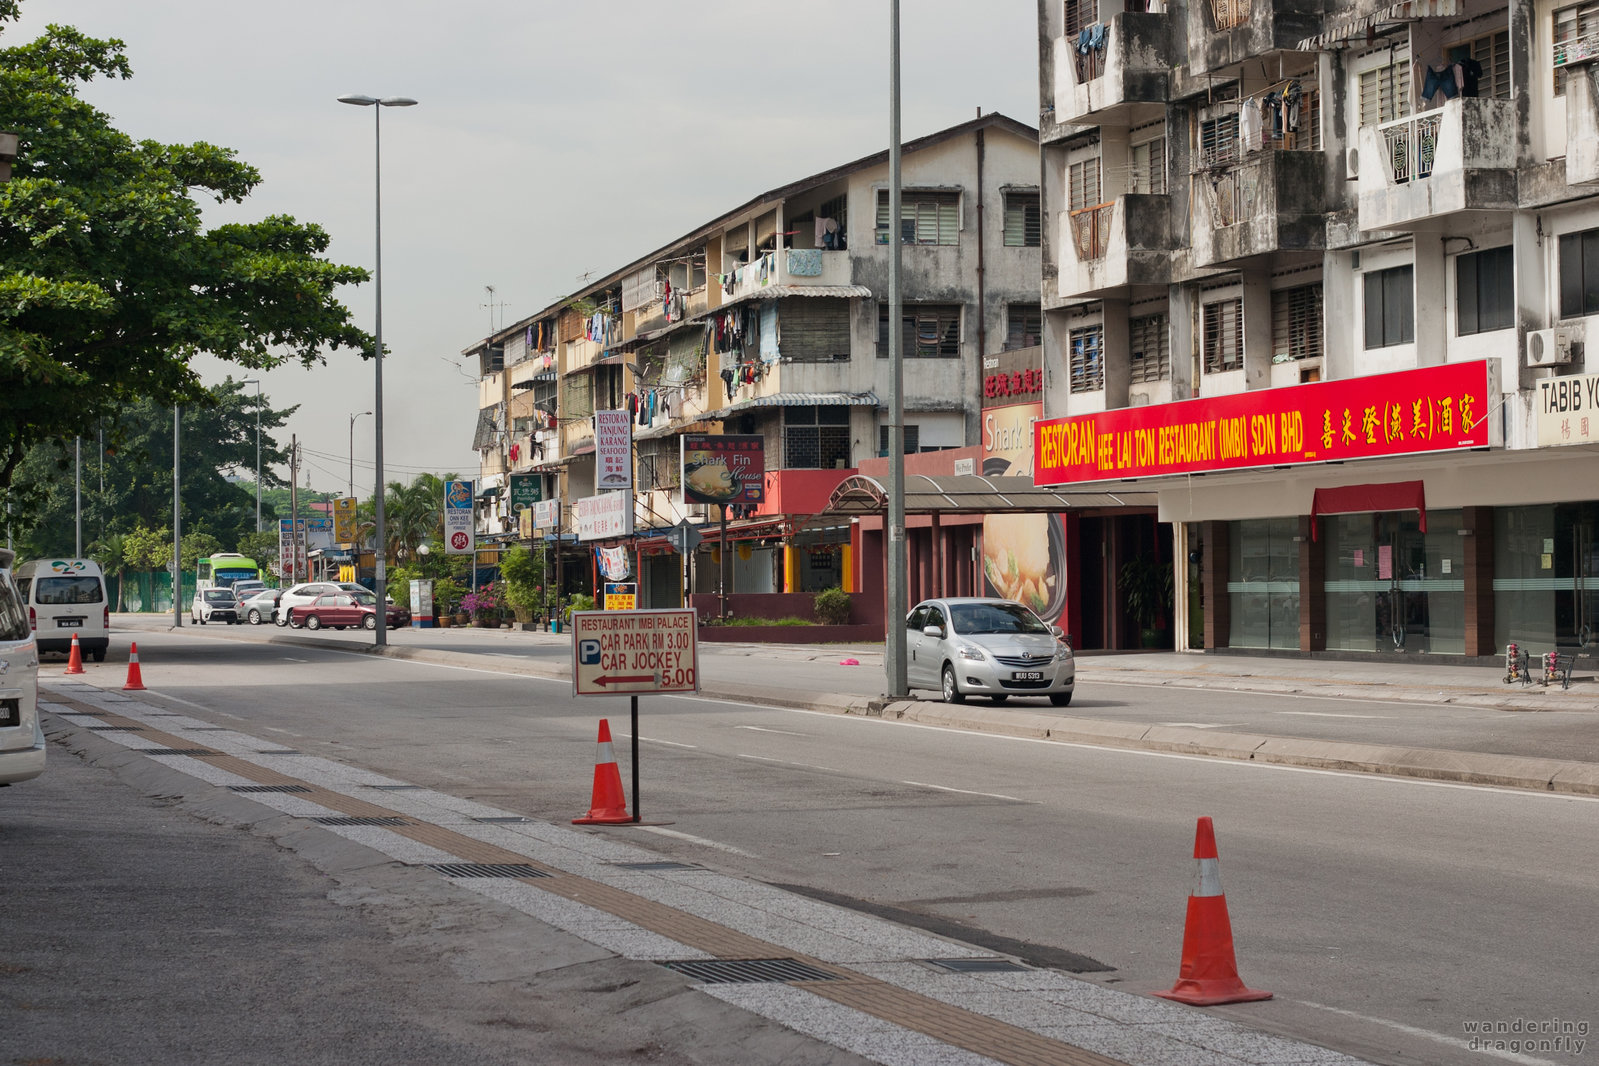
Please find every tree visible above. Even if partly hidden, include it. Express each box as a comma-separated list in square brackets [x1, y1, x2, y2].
[0, 5, 371, 490]
[87, 531, 130, 610]
[122, 525, 171, 571]
[180, 532, 222, 571]
[382, 473, 460, 562]
[236, 530, 278, 575]
[499, 544, 546, 619]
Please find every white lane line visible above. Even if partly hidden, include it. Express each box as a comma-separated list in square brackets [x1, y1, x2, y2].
[901, 780, 1027, 802]
[735, 725, 812, 737]
[1292, 999, 1570, 1066]
[142, 691, 216, 714]
[631, 825, 757, 857]
[736, 753, 839, 773]
[1158, 722, 1242, 729]
[613, 734, 698, 750]
[1275, 710, 1392, 719]
[282, 657, 309, 663]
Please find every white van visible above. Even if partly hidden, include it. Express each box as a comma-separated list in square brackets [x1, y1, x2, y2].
[0, 547, 45, 785]
[14, 558, 110, 662]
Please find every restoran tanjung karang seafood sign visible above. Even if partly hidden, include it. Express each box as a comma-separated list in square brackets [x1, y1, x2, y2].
[1033, 361, 1490, 487]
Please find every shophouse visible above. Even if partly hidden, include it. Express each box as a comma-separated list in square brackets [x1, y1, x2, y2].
[466, 113, 1044, 615]
[1037, 0, 1599, 659]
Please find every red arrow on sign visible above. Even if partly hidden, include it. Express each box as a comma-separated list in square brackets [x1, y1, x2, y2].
[593, 674, 656, 687]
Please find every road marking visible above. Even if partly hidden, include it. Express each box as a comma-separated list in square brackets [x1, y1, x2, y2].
[282, 657, 309, 663]
[1275, 710, 1392, 719]
[736, 725, 812, 737]
[145, 691, 216, 713]
[617, 734, 697, 750]
[1158, 722, 1241, 729]
[1292, 999, 1568, 1066]
[632, 825, 756, 857]
[736, 753, 838, 773]
[901, 780, 1026, 802]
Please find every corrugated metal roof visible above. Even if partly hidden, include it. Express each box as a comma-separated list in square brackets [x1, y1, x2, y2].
[1297, 0, 1456, 49]
[701, 390, 880, 422]
[827, 474, 1155, 515]
[719, 284, 874, 310]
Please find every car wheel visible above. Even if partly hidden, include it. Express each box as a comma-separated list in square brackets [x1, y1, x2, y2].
[990, 694, 1009, 704]
[248, 609, 261, 624]
[92, 649, 106, 663]
[1049, 692, 1073, 707]
[199, 615, 206, 625]
[362, 614, 377, 631]
[305, 615, 321, 631]
[941, 663, 966, 705]
[275, 615, 287, 627]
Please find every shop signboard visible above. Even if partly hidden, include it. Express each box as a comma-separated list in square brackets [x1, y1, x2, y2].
[574, 491, 633, 541]
[571, 608, 698, 696]
[533, 499, 561, 531]
[277, 519, 307, 580]
[981, 347, 1044, 410]
[595, 409, 633, 490]
[333, 497, 358, 544]
[444, 479, 475, 554]
[1034, 361, 1491, 486]
[681, 433, 765, 507]
[603, 582, 638, 610]
[1535, 370, 1599, 447]
[508, 472, 544, 510]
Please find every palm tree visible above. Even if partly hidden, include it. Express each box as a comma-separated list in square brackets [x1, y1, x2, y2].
[380, 473, 460, 562]
[88, 533, 131, 612]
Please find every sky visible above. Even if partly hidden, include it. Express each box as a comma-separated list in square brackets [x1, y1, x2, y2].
[9, 0, 1041, 499]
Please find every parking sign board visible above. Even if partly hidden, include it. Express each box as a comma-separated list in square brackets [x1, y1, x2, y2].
[571, 609, 698, 697]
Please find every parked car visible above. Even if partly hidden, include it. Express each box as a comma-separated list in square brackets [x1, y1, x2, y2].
[230, 579, 268, 603]
[273, 582, 342, 627]
[191, 588, 240, 625]
[0, 547, 46, 785]
[239, 588, 284, 626]
[289, 592, 408, 632]
[906, 597, 1075, 707]
[338, 581, 394, 605]
[13, 557, 110, 662]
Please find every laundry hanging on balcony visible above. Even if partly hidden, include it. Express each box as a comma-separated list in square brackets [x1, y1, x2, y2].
[1074, 22, 1108, 82]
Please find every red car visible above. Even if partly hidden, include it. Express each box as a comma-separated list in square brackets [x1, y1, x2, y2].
[288, 592, 408, 631]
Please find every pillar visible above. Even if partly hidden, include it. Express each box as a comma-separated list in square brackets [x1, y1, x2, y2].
[1462, 505, 1495, 657]
[1298, 514, 1325, 651]
[1202, 519, 1229, 649]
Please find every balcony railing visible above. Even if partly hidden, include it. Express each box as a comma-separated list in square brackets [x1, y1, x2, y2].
[1069, 203, 1114, 260]
[1378, 112, 1441, 184]
[1554, 29, 1599, 70]
[1210, 0, 1248, 31]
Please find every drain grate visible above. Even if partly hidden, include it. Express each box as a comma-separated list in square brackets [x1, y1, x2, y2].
[187, 726, 230, 731]
[88, 725, 144, 731]
[229, 784, 313, 794]
[924, 958, 1030, 974]
[471, 816, 528, 824]
[659, 958, 840, 984]
[613, 861, 704, 871]
[424, 863, 550, 879]
[140, 748, 214, 756]
[313, 816, 411, 827]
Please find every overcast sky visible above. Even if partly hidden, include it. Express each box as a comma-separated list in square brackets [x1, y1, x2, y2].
[10, 0, 1040, 498]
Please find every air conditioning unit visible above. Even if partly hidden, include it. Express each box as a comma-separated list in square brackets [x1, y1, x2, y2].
[1344, 147, 1360, 181]
[1527, 327, 1574, 367]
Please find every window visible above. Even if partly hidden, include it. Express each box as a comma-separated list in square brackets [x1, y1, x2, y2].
[876, 190, 959, 245]
[877, 424, 922, 455]
[1457, 246, 1514, 335]
[1199, 115, 1239, 168]
[1064, 0, 1096, 40]
[1359, 60, 1411, 126]
[1555, 4, 1599, 94]
[562, 374, 593, 420]
[1003, 191, 1042, 247]
[784, 406, 851, 469]
[1129, 313, 1170, 383]
[35, 577, 104, 605]
[1363, 265, 1415, 348]
[636, 438, 681, 490]
[1271, 283, 1323, 361]
[1005, 304, 1042, 350]
[1068, 157, 1102, 210]
[1203, 299, 1243, 372]
[1458, 30, 1510, 99]
[1130, 136, 1166, 194]
[780, 298, 851, 362]
[1560, 229, 1599, 318]
[877, 304, 961, 358]
[1069, 324, 1105, 392]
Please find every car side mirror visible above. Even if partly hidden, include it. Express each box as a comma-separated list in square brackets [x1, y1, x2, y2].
[922, 624, 945, 638]
[1051, 625, 1064, 638]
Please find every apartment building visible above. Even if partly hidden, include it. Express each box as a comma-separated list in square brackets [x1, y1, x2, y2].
[1037, 0, 1599, 658]
[467, 113, 1043, 612]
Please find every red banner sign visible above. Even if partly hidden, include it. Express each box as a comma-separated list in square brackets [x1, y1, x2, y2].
[1033, 362, 1491, 486]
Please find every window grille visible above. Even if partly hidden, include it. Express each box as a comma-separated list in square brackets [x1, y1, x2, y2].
[1199, 115, 1239, 168]
[1006, 304, 1042, 350]
[1069, 324, 1105, 393]
[1203, 299, 1243, 373]
[1003, 192, 1042, 247]
[562, 374, 593, 420]
[1064, 0, 1096, 40]
[1463, 30, 1511, 99]
[877, 305, 961, 358]
[1358, 61, 1411, 126]
[1068, 158, 1102, 210]
[1555, 4, 1599, 94]
[878, 424, 921, 455]
[1129, 313, 1170, 383]
[876, 190, 959, 245]
[1271, 283, 1323, 361]
[1210, 0, 1248, 31]
[784, 405, 851, 469]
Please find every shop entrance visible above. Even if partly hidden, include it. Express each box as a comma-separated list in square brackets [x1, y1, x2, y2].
[1324, 509, 1464, 654]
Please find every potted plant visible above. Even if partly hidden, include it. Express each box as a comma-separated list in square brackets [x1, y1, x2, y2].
[1120, 556, 1173, 648]
[461, 583, 505, 628]
[431, 577, 464, 628]
[499, 545, 546, 630]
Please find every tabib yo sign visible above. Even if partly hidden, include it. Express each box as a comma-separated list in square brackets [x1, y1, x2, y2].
[572, 608, 698, 696]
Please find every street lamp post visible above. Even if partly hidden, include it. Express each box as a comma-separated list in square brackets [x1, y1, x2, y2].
[339, 93, 416, 649]
[885, 1, 908, 698]
[240, 379, 261, 533]
[348, 411, 372, 498]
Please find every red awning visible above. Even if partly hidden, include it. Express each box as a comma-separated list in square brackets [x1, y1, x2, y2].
[1309, 481, 1425, 541]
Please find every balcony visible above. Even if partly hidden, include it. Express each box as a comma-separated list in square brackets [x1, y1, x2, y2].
[1356, 98, 1517, 231]
[1564, 39, 1599, 184]
[1185, 0, 1324, 78]
[1191, 150, 1327, 267]
[1051, 12, 1170, 128]
[1055, 194, 1172, 299]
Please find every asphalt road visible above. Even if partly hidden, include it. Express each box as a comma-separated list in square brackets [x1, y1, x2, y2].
[30, 626, 1599, 1066]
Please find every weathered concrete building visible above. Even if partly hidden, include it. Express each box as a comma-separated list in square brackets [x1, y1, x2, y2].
[1038, 0, 1599, 659]
[467, 113, 1042, 615]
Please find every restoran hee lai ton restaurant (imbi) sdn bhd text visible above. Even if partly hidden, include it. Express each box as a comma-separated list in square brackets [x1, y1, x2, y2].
[1027, 360, 1599, 659]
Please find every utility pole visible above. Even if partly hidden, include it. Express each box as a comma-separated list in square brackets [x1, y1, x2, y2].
[74, 436, 81, 557]
[173, 407, 182, 627]
[885, 0, 908, 697]
[289, 435, 301, 584]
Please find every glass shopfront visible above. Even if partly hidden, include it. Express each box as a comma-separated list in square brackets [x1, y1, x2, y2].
[1323, 509, 1464, 654]
[1227, 517, 1299, 649]
[1494, 503, 1599, 650]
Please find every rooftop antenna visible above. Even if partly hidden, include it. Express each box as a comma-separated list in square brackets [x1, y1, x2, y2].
[481, 285, 509, 336]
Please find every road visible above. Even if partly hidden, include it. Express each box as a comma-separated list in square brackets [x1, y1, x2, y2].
[17, 624, 1599, 1066]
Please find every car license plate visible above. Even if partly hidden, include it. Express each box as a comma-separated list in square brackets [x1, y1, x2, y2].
[57, 619, 82, 628]
[0, 698, 18, 727]
[1012, 670, 1044, 681]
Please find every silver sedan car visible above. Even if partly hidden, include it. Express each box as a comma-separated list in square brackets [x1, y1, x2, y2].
[906, 597, 1075, 706]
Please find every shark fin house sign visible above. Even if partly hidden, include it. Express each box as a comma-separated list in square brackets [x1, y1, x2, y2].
[1033, 362, 1490, 486]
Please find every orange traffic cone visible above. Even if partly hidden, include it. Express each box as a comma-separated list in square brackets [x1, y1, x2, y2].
[573, 719, 632, 825]
[123, 642, 146, 691]
[1155, 816, 1272, 1006]
[64, 632, 85, 674]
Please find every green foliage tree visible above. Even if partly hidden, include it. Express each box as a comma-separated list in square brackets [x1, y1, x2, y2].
[122, 525, 171, 571]
[498, 544, 546, 619]
[87, 531, 129, 610]
[179, 532, 222, 571]
[0, 4, 371, 490]
[235, 530, 278, 576]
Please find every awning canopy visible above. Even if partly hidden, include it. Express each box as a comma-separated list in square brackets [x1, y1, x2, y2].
[719, 283, 874, 310]
[1297, 0, 1457, 49]
[826, 474, 1156, 515]
[1309, 481, 1425, 540]
[701, 390, 880, 422]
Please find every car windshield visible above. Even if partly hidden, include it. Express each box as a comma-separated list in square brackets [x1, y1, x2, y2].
[203, 590, 234, 603]
[949, 602, 1050, 635]
[352, 592, 379, 607]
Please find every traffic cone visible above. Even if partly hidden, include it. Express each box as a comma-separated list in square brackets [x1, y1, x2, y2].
[1155, 816, 1272, 1006]
[64, 632, 85, 674]
[123, 642, 146, 691]
[573, 719, 632, 825]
